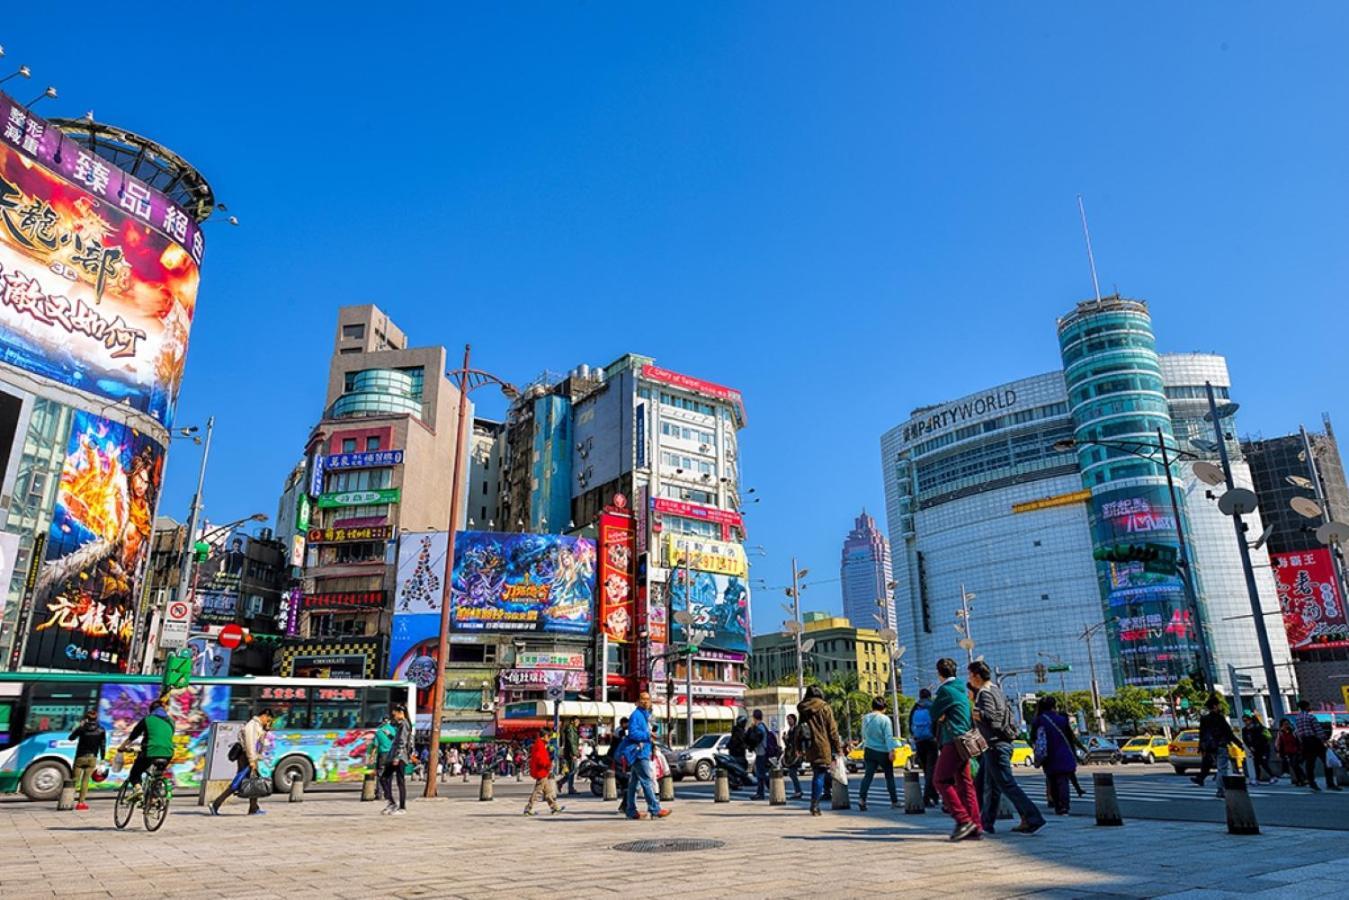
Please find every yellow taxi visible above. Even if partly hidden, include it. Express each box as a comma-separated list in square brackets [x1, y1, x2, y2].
[1167, 729, 1245, 775]
[845, 739, 916, 772]
[1010, 740, 1035, 766]
[1121, 735, 1171, 764]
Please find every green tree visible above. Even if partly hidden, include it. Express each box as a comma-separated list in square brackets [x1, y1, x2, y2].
[1102, 686, 1155, 733]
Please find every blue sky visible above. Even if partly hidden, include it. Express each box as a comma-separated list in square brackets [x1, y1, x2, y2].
[5, 3, 1347, 631]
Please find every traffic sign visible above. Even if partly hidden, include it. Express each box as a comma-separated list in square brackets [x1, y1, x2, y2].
[218, 623, 245, 650]
[160, 600, 192, 649]
[545, 683, 564, 703]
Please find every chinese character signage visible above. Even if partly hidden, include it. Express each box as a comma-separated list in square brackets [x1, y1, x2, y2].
[517, 651, 586, 669]
[24, 410, 164, 671]
[1273, 549, 1348, 650]
[307, 525, 394, 544]
[450, 531, 595, 634]
[499, 669, 589, 691]
[651, 497, 743, 528]
[599, 508, 635, 643]
[669, 568, 750, 654]
[317, 488, 400, 508]
[389, 531, 448, 677]
[322, 450, 404, 470]
[0, 100, 201, 427]
[664, 533, 748, 577]
[639, 363, 746, 424]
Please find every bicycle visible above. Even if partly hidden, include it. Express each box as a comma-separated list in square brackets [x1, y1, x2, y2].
[113, 758, 174, 832]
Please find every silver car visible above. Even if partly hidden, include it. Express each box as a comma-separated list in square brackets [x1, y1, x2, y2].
[674, 733, 731, 781]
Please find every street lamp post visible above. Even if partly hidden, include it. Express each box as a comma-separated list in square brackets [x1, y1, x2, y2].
[874, 583, 904, 737]
[785, 560, 808, 701]
[1080, 620, 1110, 734]
[424, 346, 517, 800]
[176, 416, 214, 608]
[955, 585, 975, 662]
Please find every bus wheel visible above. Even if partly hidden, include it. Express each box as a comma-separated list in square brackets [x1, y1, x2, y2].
[22, 760, 70, 801]
[272, 756, 314, 793]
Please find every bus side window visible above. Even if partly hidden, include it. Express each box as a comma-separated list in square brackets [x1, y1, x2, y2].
[265, 702, 310, 730]
[312, 702, 360, 730]
[25, 682, 98, 735]
[362, 688, 391, 727]
[228, 686, 256, 724]
[0, 699, 16, 749]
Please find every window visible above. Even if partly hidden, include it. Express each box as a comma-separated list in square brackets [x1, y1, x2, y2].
[342, 323, 365, 340]
[327, 469, 392, 493]
[339, 347, 362, 355]
[24, 682, 99, 734]
[366, 436, 381, 451]
[342, 438, 357, 453]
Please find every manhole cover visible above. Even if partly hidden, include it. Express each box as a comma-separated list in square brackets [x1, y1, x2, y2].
[612, 838, 725, 853]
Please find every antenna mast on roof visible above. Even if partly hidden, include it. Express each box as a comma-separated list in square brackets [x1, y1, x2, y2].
[1077, 194, 1102, 302]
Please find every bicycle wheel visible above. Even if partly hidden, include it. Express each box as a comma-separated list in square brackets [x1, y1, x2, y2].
[142, 776, 169, 832]
[113, 779, 136, 830]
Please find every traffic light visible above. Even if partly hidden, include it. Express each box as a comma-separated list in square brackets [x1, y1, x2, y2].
[162, 649, 192, 691]
[1093, 542, 1179, 574]
[1034, 662, 1047, 684]
[193, 541, 211, 563]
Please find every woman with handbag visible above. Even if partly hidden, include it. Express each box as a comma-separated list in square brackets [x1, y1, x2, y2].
[795, 684, 842, 817]
[1030, 696, 1078, 815]
[929, 657, 983, 841]
[380, 704, 413, 816]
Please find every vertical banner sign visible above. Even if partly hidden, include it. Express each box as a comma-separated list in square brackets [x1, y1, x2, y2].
[635, 402, 646, 470]
[598, 501, 636, 643]
[389, 531, 448, 682]
[1272, 549, 1348, 649]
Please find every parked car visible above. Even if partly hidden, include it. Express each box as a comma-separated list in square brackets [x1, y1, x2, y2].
[675, 733, 730, 781]
[1167, 729, 1245, 775]
[844, 738, 915, 773]
[1120, 735, 1171, 764]
[1010, 740, 1035, 766]
[1077, 736, 1122, 765]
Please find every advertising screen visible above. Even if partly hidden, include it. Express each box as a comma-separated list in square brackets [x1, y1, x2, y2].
[0, 112, 200, 427]
[450, 531, 595, 634]
[598, 509, 635, 643]
[668, 568, 750, 654]
[24, 410, 163, 671]
[1272, 549, 1348, 650]
[389, 531, 448, 679]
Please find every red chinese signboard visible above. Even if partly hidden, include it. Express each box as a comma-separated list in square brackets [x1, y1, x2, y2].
[651, 498, 744, 528]
[302, 591, 386, 610]
[307, 525, 394, 544]
[639, 364, 747, 424]
[1272, 549, 1349, 650]
[260, 685, 308, 701]
[598, 505, 636, 643]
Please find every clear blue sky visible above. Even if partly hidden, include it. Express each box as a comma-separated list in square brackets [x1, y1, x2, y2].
[6, 4, 1347, 632]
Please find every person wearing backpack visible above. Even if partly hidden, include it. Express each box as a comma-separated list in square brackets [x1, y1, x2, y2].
[858, 696, 898, 811]
[908, 688, 939, 807]
[1030, 696, 1078, 815]
[969, 661, 1045, 834]
[747, 709, 772, 800]
[796, 684, 842, 816]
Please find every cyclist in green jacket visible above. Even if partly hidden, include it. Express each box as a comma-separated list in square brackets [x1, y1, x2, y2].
[118, 695, 176, 800]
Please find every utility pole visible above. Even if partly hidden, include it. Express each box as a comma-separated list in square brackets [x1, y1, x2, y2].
[1081, 621, 1108, 735]
[790, 559, 806, 700]
[875, 592, 903, 737]
[1206, 382, 1286, 726]
[956, 584, 975, 663]
[176, 416, 214, 608]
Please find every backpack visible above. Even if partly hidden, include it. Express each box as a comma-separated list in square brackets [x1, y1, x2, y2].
[795, 721, 814, 752]
[764, 729, 781, 758]
[910, 705, 934, 741]
[980, 687, 1018, 742]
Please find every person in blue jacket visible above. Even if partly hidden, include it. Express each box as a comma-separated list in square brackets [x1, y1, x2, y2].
[619, 692, 670, 820]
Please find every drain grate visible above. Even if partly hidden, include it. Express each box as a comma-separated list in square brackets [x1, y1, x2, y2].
[613, 838, 726, 853]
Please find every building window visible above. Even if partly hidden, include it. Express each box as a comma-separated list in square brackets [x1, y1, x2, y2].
[342, 438, 357, 453]
[339, 347, 362, 355]
[366, 436, 381, 451]
[342, 324, 365, 340]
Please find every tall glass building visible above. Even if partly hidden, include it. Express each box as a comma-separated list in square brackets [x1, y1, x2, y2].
[840, 511, 894, 631]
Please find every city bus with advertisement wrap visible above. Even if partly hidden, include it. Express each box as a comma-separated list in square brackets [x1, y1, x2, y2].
[0, 673, 415, 801]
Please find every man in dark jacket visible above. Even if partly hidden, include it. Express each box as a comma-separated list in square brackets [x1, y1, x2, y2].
[68, 709, 106, 811]
[1241, 714, 1276, 783]
[969, 661, 1044, 834]
[783, 713, 803, 799]
[559, 717, 581, 795]
[1194, 697, 1243, 796]
[796, 685, 842, 816]
[747, 710, 770, 800]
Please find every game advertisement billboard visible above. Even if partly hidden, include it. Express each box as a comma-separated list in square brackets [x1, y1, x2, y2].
[668, 568, 750, 654]
[0, 110, 201, 427]
[389, 531, 448, 680]
[450, 531, 595, 634]
[598, 508, 635, 642]
[1272, 549, 1348, 650]
[24, 410, 163, 672]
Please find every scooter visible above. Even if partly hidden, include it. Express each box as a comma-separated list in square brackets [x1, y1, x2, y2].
[580, 758, 625, 797]
[712, 753, 756, 790]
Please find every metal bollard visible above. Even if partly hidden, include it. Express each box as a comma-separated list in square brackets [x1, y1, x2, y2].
[515, 766, 522, 783]
[289, 777, 304, 803]
[57, 778, 75, 811]
[831, 775, 851, 810]
[462, 768, 469, 784]
[714, 768, 731, 803]
[769, 768, 786, 806]
[660, 775, 675, 802]
[903, 770, 925, 814]
[603, 770, 618, 801]
[361, 771, 377, 801]
[479, 770, 495, 801]
[1092, 772, 1124, 826]
[1222, 775, 1259, 835]
[997, 794, 1014, 820]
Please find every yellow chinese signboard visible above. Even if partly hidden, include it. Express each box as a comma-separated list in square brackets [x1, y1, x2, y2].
[664, 533, 748, 577]
[1012, 489, 1093, 515]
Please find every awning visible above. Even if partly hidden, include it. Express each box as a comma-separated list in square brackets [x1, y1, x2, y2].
[502, 700, 739, 723]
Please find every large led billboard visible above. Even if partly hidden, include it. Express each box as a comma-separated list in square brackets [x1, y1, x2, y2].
[669, 568, 750, 654]
[0, 95, 202, 427]
[450, 531, 595, 634]
[24, 410, 164, 671]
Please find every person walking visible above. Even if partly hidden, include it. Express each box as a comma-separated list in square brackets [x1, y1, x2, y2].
[748, 710, 771, 800]
[372, 715, 393, 801]
[1292, 700, 1339, 791]
[908, 688, 940, 807]
[210, 707, 273, 816]
[783, 713, 804, 799]
[968, 661, 1045, 835]
[1241, 714, 1277, 784]
[1193, 697, 1243, 797]
[1030, 697, 1077, 815]
[929, 657, 981, 841]
[559, 717, 581, 796]
[728, 714, 750, 791]
[379, 704, 414, 815]
[620, 692, 670, 819]
[68, 708, 106, 812]
[523, 727, 565, 816]
[1275, 718, 1305, 785]
[796, 684, 842, 817]
[857, 696, 898, 811]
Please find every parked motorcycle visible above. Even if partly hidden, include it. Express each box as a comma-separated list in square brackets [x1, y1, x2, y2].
[713, 753, 756, 790]
[581, 758, 628, 797]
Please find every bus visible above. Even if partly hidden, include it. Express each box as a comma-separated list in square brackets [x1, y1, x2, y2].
[0, 672, 415, 801]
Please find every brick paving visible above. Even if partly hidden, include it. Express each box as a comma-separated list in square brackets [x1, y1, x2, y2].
[0, 786, 1342, 899]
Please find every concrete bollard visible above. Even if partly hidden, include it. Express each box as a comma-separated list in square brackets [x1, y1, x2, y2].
[903, 770, 925, 814]
[57, 778, 75, 811]
[462, 768, 469, 784]
[1222, 775, 1259, 835]
[361, 771, 377, 801]
[660, 774, 675, 802]
[1093, 772, 1124, 827]
[603, 770, 618, 801]
[998, 794, 1014, 820]
[769, 768, 787, 806]
[479, 770, 494, 802]
[515, 767, 522, 783]
[289, 776, 304, 803]
[831, 776, 851, 810]
[714, 768, 731, 803]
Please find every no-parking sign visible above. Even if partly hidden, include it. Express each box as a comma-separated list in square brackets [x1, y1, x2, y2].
[161, 599, 191, 649]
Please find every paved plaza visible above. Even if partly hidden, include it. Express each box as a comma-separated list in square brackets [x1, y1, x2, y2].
[0, 782, 1344, 899]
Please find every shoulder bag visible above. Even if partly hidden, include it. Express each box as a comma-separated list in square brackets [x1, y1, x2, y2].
[955, 727, 988, 762]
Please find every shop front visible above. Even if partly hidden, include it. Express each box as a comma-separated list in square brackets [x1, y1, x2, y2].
[276, 636, 383, 679]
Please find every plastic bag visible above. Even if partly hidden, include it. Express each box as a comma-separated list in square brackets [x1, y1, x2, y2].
[651, 750, 669, 780]
[1327, 748, 1343, 770]
[830, 755, 848, 785]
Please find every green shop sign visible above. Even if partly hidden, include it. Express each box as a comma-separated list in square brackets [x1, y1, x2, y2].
[317, 488, 401, 508]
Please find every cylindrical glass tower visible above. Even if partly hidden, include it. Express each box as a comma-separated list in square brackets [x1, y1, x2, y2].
[1057, 297, 1206, 689]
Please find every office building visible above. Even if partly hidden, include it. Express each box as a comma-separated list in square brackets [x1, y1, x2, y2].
[750, 612, 893, 698]
[840, 510, 894, 631]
